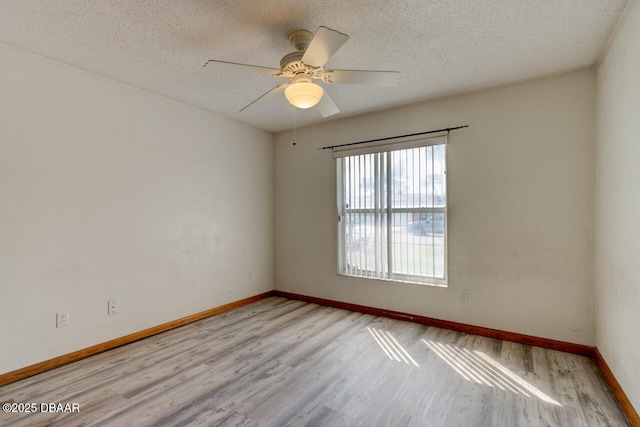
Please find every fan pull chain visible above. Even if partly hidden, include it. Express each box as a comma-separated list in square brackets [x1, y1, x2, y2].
[293, 106, 297, 146]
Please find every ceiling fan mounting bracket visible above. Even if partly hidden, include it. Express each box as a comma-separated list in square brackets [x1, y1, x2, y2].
[287, 30, 314, 51]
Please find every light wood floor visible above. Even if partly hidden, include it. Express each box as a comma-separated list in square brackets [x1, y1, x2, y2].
[0, 297, 630, 426]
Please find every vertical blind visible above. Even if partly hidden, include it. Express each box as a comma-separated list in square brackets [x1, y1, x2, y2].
[335, 134, 447, 286]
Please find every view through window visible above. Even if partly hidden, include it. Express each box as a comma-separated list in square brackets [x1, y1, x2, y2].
[337, 138, 447, 286]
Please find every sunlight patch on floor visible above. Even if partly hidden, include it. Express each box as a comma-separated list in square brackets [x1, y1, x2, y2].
[423, 340, 561, 406]
[367, 327, 420, 367]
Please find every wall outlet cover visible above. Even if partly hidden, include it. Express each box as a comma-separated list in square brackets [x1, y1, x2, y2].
[108, 300, 118, 315]
[460, 289, 469, 303]
[56, 311, 69, 328]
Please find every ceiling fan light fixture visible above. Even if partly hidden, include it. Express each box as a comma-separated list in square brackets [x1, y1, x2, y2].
[285, 81, 324, 109]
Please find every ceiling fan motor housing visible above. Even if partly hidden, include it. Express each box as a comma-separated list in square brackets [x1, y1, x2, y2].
[278, 30, 324, 80]
[279, 50, 324, 80]
[280, 51, 305, 73]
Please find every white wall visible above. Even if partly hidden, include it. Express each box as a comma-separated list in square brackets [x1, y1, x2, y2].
[596, 0, 640, 411]
[275, 69, 596, 345]
[0, 42, 274, 375]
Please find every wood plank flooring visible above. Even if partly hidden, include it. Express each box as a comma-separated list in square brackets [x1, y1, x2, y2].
[0, 297, 630, 426]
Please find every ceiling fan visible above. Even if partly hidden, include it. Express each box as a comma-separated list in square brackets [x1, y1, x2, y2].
[203, 26, 400, 117]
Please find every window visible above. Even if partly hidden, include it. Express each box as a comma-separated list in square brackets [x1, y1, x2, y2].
[336, 135, 447, 286]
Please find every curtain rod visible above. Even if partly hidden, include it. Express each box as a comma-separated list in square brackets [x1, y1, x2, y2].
[319, 125, 469, 150]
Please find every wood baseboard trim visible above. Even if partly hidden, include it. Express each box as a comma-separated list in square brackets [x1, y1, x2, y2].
[0, 291, 275, 387]
[3, 290, 636, 426]
[274, 290, 595, 356]
[593, 348, 640, 426]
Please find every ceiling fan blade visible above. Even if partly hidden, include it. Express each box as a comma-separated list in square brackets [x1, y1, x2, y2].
[203, 60, 280, 76]
[240, 83, 289, 113]
[316, 92, 340, 117]
[301, 26, 349, 68]
[323, 70, 401, 86]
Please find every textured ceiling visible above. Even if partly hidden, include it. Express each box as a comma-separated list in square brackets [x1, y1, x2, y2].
[0, 0, 629, 133]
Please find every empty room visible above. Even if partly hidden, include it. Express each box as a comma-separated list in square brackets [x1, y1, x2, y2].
[0, 1, 638, 426]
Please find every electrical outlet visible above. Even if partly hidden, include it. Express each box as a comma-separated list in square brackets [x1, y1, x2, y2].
[56, 311, 69, 328]
[460, 289, 469, 303]
[108, 300, 118, 315]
